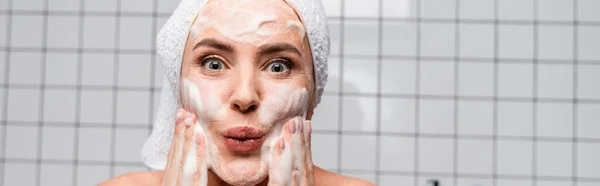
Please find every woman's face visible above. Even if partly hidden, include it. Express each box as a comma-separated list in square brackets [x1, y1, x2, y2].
[179, 0, 314, 185]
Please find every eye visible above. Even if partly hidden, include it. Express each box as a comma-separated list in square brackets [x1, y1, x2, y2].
[202, 59, 224, 70]
[267, 60, 290, 73]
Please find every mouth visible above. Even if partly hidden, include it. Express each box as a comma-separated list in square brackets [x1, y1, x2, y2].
[222, 126, 267, 153]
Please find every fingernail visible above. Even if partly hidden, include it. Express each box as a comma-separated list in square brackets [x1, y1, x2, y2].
[306, 120, 312, 134]
[298, 118, 304, 133]
[185, 116, 194, 126]
[278, 137, 285, 149]
[176, 109, 184, 119]
[287, 119, 296, 133]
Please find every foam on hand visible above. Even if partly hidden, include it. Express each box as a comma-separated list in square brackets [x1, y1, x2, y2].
[180, 79, 214, 186]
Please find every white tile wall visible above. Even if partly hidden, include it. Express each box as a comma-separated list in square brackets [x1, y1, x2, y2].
[2, 0, 599, 185]
[577, 103, 600, 139]
[459, 24, 495, 58]
[380, 97, 416, 133]
[344, 0, 379, 18]
[40, 164, 74, 186]
[498, 101, 534, 136]
[5, 125, 39, 159]
[49, 0, 80, 12]
[498, 0, 534, 21]
[420, 0, 456, 19]
[420, 61, 455, 96]
[41, 127, 75, 160]
[578, 26, 600, 60]
[119, 17, 154, 50]
[379, 136, 415, 171]
[45, 53, 79, 85]
[10, 15, 44, 48]
[499, 25, 534, 59]
[459, 0, 495, 20]
[381, 59, 416, 94]
[458, 100, 494, 136]
[341, 135, 376, 170]
[83, 16, 116, 49]
[43, 89, 77, 123]
[418, 138, 454, 173]
[0, 16, 5, 48]
[382, 22, 417, 57]
[538, 0, 573, 21]
[420, 23, 455, 57]
[497, 140, 533, 175]
[457, 139, 494, 175]
[9, 52, 42, 85]
[47, 15, 80, 48]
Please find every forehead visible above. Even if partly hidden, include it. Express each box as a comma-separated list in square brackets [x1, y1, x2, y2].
[190, 0, 306, 46]
[200, 0, 300, 20]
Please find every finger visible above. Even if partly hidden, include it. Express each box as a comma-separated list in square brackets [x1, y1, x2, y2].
[284, 118, 295, 142]
[302, 120, 314, 186]
[176, 108, 185, 124]
[268, 137, 291, 186]
[274, 136, 285, 155]
[304, 120, 313, 164]
[166, 111, 188, 186]
[177, 114, 196, 186]
[167, 109, 185, 166]
[192, 132, 208, 186]
[296, 117, 305, 148]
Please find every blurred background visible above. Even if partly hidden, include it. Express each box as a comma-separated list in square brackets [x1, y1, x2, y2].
[1, 0, 599, 185]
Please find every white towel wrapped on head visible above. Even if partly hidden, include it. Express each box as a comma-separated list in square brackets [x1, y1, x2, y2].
[141, 0, 330, 170]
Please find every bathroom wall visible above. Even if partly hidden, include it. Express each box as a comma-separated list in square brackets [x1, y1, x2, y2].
[0, 0, 598, 185]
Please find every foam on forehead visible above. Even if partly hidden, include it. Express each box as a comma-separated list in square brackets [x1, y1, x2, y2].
[189, 0, 306, 46]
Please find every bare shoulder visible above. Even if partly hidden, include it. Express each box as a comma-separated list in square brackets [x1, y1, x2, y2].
[314, 166, 376, 186]
[98, 171, 163, 186]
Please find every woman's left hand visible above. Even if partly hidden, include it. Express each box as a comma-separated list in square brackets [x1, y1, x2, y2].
[268, 117, 315, 186]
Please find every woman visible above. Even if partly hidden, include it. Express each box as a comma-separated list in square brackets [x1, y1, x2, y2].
[101, 0, 374, 185]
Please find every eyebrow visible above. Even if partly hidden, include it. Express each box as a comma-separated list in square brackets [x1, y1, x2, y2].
[258, 43, 302, 57]
[192, 38, 234, 52]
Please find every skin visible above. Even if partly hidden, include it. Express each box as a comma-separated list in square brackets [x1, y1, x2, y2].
[100, 0, 375, 185]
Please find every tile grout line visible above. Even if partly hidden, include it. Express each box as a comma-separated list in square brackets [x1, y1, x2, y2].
[572, 0, 579, 185]
[109, 0, 122, 177]
[72, 0, 86, 184]
[336, 0, 345, 175]
[147, 0, 159, 172]
[453, 0, 461, 185]
[35, 0, 50, 185]
[533, 0, 539, 185]
[414, 0, 422, 185]
[0, 0, 13, 184]
[374, 0, 383, 183]
[492, 0, 499, 185]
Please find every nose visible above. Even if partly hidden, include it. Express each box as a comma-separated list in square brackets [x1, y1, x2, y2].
[230, 77, 260, 113]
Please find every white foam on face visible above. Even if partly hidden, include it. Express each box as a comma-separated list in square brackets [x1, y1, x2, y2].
[180, 79, 219, 186]
[180, 78, 310, 185]
[189, 0, 306, 47]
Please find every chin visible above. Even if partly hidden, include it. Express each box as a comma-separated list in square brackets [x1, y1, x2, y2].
[212, 156, 269, 186]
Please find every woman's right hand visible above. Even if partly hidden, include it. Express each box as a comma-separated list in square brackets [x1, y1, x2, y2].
[162, 108, 208, 186]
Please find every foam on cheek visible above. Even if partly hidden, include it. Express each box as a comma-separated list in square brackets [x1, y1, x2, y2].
[257, 85, 309, 127]
[259, 86, 309, 166]
[189, 0, 305, 47]
[181, 79, 223, 185]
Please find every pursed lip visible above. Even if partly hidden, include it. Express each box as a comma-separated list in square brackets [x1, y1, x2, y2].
[222, 126, 267, 153]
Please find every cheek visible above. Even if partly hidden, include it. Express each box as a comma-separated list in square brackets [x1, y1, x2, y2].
[257, 83, 309, 126]
[184, 77, 229, 122]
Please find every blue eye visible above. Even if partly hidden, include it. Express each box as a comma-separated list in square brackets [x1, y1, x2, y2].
[203, 59, 223, 70]
[267, 62, 288, 73]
